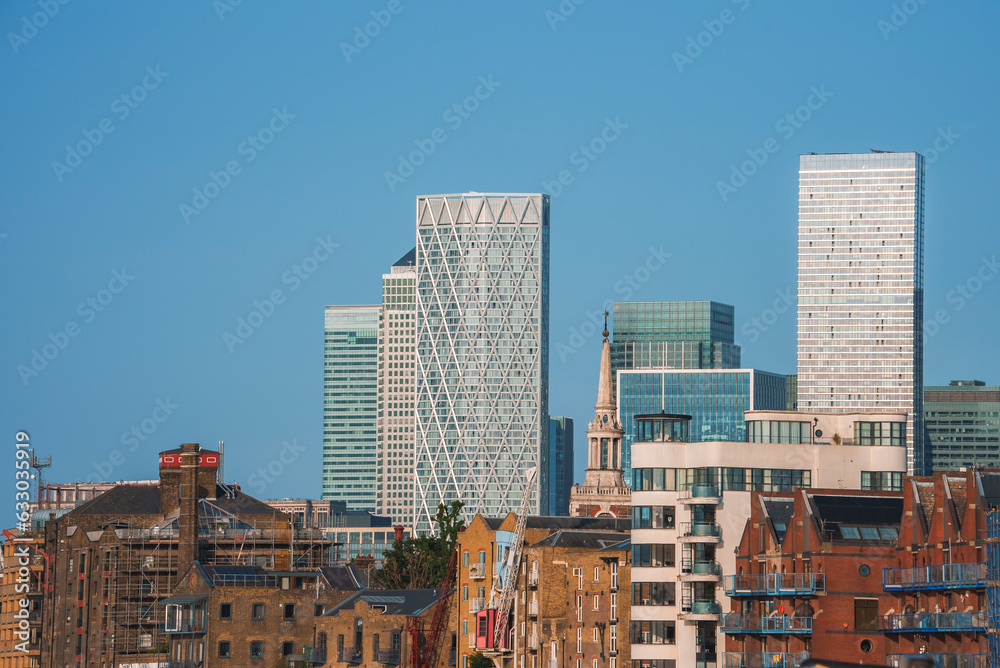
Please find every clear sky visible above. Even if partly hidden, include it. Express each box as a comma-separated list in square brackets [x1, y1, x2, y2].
[3, 1, 998, 501]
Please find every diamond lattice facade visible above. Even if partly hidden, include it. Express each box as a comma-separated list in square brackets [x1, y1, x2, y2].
[414, 192, 549, 533]
[796, 151, 925, 474]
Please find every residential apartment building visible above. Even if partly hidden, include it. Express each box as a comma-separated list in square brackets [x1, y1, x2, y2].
[323, 305, 380, 509]
[797, 151, 926, 474]
[925, 380, 1000, 471]
[415, 193, 550, 532]
[0, 530, 44, 668]
[376, 249, 418, 525]
[629, 410, 908, 668]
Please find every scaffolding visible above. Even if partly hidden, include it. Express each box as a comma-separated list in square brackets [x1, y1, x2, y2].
[987, 509, 1000, 666]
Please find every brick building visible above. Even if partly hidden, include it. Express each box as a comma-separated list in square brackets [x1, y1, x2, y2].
[0, 530, 44, 668]
[38, 443, 330, 668]
[724, 469, 997, 667]
[161, 562, 362, 667]
[455, 513, 630, 668]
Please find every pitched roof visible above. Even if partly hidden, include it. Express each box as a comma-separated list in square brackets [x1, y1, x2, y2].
[319, 565, 364, 590]
[530, 531, 630, 549]
[393, 248, 416, 267]
[324, 589, 446, 617]
[69, 485, 161, 516]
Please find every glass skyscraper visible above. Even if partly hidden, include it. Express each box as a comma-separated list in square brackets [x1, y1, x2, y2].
[414, 192, 549, 533]
[375, 249, 417, 526]
[322, 305, 379, 509]
[547, 416, 574, 516]
[797, 151, 925, 473]
[617, 368, 787, 480]
[611, 301, 741, 376]
[925, 380, 1000, 470]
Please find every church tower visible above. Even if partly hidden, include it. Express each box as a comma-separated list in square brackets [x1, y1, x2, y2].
[569, 313, 632, 518]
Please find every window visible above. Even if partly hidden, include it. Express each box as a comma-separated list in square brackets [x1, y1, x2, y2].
[632, 582, 676, 606]
[631, 544, 675, 567]
[463, 551, 469, 567]
[315, 604, 324, 616]
[855, 598, 878, 630]
[282, 641, 294, 656]
[594, 566, 600, 582]
[284, 603, 296, 620]
[593, 628, 599, 642]
[218, 641, 231, 658]
[858, 564, 871, 577]
[593, 595, 599, 611]
[250, 641, 263, 658]
[576, 628, 582, 653]
[577, 595, 583, 621]
[609, 624, 617, 652]
[573, 567, 583, 590]
[631, 506, 675, 529]
[611, 562, 618, 589]
[629, 621, 676, 644]
[462, 620, 468, 636]
[219, 603, 232, 620]
[252, 603, 265, 620]
[463, 585, 469, 601]
[611, 593, 617, 619]
[860, 639, 873, 653]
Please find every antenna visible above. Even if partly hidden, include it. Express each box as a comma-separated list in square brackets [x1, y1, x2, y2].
[218, 440, 225, 485]
[29, 450, 52, 508]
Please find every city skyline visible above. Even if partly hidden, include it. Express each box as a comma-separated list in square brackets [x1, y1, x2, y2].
[4, 3, 998, 500]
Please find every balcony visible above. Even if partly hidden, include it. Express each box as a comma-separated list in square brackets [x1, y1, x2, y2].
[303, 646, 327, 664]
[722, 652, 807, 668]
[886, 654, 987, 668]
[527, 634, 538, 651]
[723, 573, 825, 596]
[469, 564, 487, 580]
[680, 560, 722, 581]
[469, 597, 486, 613]
[878, 611, 987, 633]
[882, 563, 986, 591]
[678, 521, 721, 543]
[679, 485, 722, 504]
[339, 647, 363, 664]
[528, 600, 539, 616]
[721, 614, 813, 634]
[469, 633, 476, 649]
[679, 597, 722, 620]
[528, 570, 539, 587]
[376, 649, 400, 665]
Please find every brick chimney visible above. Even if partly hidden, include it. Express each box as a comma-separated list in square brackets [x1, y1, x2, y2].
[178, 443, 200, 570]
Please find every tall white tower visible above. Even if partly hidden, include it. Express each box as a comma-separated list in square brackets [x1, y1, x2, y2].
[796, 151, 925, 473]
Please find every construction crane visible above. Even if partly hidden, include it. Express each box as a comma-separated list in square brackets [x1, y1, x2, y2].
[409, 546, 458, 668]
[488, 466, 538, 649]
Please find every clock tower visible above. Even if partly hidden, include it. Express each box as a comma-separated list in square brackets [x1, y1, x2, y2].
[569, 313, 632, 518]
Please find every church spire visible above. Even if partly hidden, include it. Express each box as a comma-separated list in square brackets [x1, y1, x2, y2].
[595, 311, 615, 413]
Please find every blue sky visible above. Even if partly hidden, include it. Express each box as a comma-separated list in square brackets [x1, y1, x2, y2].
[2, 1, 998, 500]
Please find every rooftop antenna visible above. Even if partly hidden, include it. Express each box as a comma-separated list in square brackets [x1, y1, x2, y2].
[29, 449, 52, 509]
[218, 440, 225, 485]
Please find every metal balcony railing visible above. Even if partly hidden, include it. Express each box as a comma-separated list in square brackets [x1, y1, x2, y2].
[878, 611, 988, 633]
[528, 570, 539, 587]
[527, 634, 538, 650]
[303, 646, 326, 664]
[469, 564, 487, 579]
[376, 649, 400, 664]
[680, 597, 722, 615]
[469, 633, 476, 649]
[722, 652, 807, 668]
[882, 563, 986, 591]
[679, 484, 722, 502]
[721, 614, 813, 634]
[679, 521, 721, 538]
[681, 560, 722, 576]
[886, 654, 987, 668]
[528, 600, 539, 616]
[469, 597, 486, 613]
[723, 573, 825, 596]
[339, 647, 363, 664]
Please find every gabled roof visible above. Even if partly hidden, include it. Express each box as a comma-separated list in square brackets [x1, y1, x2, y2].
[69, 485, 161, 516]
[809, 493, 903, 541]
[323, 589, 446, 617]
[319, 565, 364, 591]
[761, 498, 794, 544]
[529, 531, 630, 549]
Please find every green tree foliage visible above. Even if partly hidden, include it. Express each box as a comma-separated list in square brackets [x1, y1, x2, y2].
[374, 501, 464, 589]
[468, 652, 494, 668]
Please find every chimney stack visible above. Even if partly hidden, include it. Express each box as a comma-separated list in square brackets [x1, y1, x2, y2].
[178, 443, 200, 570]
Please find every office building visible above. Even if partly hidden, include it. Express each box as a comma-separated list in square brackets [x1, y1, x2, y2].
[797, 151, 925, 473]
[786, 373, 798, 411]
[375, 249, 418, 525]
[323, 305, 380, 509]
[569, 323, 631, 519]
[414, 193, 549, 533]
[548, 416, 574, 516]
[925, 379, 1000, 470]
[629, 411, 907, 668]
[617, 368, 787, 481]
[612, 301, 741, 378]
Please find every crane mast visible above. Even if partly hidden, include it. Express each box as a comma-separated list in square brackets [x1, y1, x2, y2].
[488, 466, 537, 648]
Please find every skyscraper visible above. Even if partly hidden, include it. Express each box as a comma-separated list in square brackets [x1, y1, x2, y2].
[414, 192, 549, 533]
[797, 151, 925, 473]
[925, 380, 1000, 470]
[611, 301, 741, 376]
[322, 305, 379, 509]
[548, 416, 574, 516]
[375, 249, 417, 525]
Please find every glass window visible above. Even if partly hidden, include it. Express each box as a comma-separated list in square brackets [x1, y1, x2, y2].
[250, 641, 263, 658]
[854, 599, 878, 630]
[219, 603, 232, 620]
[252, 603, 265, 620]
[218, 641, 231, 658]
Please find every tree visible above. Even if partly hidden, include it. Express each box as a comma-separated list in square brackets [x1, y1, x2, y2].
[374, 501, 464, 589]
[468, 652, 494, 668]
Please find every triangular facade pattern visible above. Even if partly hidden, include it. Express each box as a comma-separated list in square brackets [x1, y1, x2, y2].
[414, 193, 550, 533]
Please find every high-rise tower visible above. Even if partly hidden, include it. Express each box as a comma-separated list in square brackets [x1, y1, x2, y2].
[569, 314, 631, 518]
[797, 151, 925, 473]
[414, 193, 549, 533]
